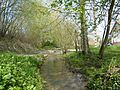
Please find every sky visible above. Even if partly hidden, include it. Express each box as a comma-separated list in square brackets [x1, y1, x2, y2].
[42, 0, 104, 37]
[42, 0, 52, 6]
[42, 0, 120, 42]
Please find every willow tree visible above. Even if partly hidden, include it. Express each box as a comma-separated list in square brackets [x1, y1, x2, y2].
[51, 20, 75, 54]
[0, 0, 21, 39]
[18, 0, 51, 48]
[51, 0, 90, 55]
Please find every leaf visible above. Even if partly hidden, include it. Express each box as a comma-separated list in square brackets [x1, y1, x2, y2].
[51, 3, 57, 8]
[68, 1, 72, 6]
[0, 85, 4, 90]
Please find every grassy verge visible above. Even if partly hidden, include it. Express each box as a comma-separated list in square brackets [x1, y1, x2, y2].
[0, 53, 44, 90]
[64, 45, 120, 90]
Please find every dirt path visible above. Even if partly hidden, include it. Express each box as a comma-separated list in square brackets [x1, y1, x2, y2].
[41, 54, 86, 90]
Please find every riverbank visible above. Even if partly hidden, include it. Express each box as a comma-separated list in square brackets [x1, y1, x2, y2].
[0, 53, 44, 90]
[64, 46, 120, 90]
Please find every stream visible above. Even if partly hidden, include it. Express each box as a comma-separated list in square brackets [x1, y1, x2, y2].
[41, 54, 86, 90]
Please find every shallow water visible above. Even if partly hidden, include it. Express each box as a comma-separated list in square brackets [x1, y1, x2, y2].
[41, 54, 86, 90]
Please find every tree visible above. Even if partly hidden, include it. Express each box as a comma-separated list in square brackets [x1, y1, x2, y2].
[17, 0, 51, 48]
[51, 0, 90, 55]
[0, 0, 20, 38]
[92, 0, 98, 47]
[51, 20, 75, 54]
[0, 0, 55, 51]
[86, 0, 120, 58]
[80, 0, 90, 54]
[99, 0, 116, 58]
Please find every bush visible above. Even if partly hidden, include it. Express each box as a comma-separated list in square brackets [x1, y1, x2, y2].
[0, 53, 43, 90]
[87, 56, 120, 90]
[65, 46, 120, 90]
[88, 73, 120, 90]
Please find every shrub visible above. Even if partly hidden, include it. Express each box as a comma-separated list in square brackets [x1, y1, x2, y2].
[0, 53, 43, 90]
[88, 73, 120, 90]
[65, 46, 120, 90]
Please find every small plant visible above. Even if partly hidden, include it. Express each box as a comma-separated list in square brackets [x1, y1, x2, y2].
[88, 73, 120, 90]
[65, 45, 120, 90]
[0, 53, 44, 90]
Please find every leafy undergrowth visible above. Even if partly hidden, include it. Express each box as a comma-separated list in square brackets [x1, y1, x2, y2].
[0, 53, 44, 90]
[0, 38, 37, 54]
[65, 45, 120, 90]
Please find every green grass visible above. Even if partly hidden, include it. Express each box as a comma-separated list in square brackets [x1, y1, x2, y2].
[65, 45, 120, 90]
[0, 53, 44, 90]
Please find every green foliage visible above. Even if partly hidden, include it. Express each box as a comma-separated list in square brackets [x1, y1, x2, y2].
[41, 41, 57, 49]
[88, 73, 120, 90]
[51, 21, 75, 51]
[87, 56, 120, 89]
[65, 45, 120, 90]
[0, 53, 44, 90]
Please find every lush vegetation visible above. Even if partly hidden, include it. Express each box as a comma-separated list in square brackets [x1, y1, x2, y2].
[0, 53, 44, 90]
[65, 45, 120, 90]
[0, 0, 120, 90]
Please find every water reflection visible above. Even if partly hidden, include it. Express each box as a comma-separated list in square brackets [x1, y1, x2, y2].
[41, 55, 86, 90]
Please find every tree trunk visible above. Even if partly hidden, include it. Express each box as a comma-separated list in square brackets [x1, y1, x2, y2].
[93, 0, 98, 47]
[80, 0, 89, 55]
[75, 39, 78, 53]
[99, 0, 115, 59]
[74, 30, 78, 53]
